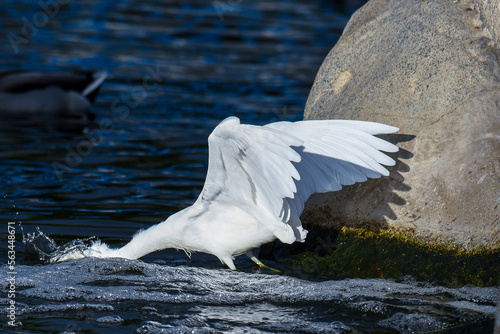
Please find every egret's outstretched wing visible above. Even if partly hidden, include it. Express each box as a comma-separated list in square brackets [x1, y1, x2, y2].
[197, 116, 303, 216]
[196, 116, 398, 243]
[265, 120, 399, 231]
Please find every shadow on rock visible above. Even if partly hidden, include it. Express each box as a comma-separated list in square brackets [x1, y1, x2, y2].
[261, 134, 415, 268]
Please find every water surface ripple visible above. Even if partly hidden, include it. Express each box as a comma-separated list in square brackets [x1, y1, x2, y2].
[1, 258, 497, 333]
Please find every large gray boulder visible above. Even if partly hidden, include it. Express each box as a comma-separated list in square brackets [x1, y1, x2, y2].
[303, 0, 500, 249]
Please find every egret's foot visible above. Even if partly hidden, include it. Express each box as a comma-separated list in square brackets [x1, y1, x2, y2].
[246, 252, 281, 273]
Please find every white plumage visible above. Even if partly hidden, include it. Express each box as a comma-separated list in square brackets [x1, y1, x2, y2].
[58, 116, 399, 270]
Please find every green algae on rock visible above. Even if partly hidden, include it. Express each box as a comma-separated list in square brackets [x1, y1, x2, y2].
[285, 227, 500, 288]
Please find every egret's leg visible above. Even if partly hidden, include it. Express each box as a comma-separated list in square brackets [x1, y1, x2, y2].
[246, 251, 281, 273]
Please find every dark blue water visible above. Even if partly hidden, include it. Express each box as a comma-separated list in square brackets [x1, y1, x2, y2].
[0, 0, 352, 246]
[0, 0, 497, 333]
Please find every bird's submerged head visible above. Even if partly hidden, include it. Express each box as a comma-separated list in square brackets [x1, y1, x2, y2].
[51, 239, 118, 263]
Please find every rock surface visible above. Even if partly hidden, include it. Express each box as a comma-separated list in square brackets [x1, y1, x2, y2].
[303, 0, 500, 249]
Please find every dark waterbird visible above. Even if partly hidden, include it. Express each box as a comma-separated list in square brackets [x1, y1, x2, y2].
[0, 69, 107, 128]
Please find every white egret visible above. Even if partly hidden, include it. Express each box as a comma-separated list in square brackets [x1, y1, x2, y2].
[57, 116, 399, 270]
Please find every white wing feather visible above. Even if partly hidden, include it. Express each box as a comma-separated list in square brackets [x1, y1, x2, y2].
[196, 116, 398, 243]
[265, 120, 398, 236]
[198, 116, 302, 216]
